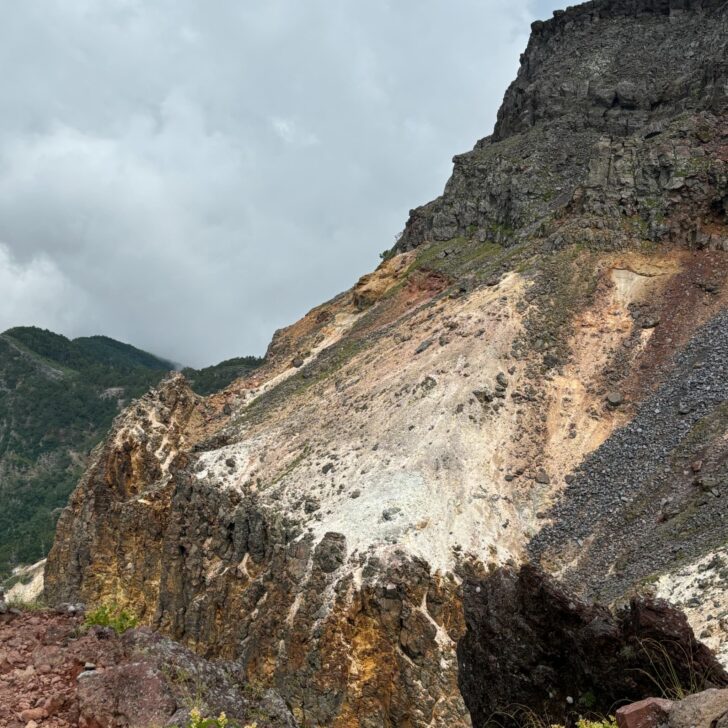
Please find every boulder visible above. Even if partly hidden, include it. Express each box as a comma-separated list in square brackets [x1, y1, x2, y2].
[616, 697, 672, 728]
[77, 662, 177, 728]
[669, 689, 728, 728]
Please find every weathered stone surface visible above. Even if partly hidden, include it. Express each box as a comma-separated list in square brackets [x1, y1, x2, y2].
[457, 565, 727, 727]
[669, 689, 728, 728]
[77, 662, 177, 728]
[396, 0, 726, 255]
[617, 697, 673, 728]
[0, 610, 296, 728]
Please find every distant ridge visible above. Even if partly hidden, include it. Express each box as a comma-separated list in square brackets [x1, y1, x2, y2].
[0, 326, 262, 578]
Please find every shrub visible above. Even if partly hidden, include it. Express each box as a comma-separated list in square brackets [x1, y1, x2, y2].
[187, 709, 230, 728]
[379, 248, 396, 262]
[172, 708, 258, 728]
[83, 603, 138, 634]
[577, 719, 617, 728]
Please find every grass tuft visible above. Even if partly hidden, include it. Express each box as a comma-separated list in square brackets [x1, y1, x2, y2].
[83, 603, 139, 634]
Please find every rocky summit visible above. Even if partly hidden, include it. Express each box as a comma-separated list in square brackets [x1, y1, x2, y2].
[40, 1, 727, 726]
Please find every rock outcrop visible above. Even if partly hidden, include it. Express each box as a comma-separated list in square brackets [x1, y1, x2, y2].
[0, 608, 296, 728]
[398, 0, 726, 255]
[458, 565, 727, 726]
[45, 1, 727, 726]
[617, 689, 728, 728]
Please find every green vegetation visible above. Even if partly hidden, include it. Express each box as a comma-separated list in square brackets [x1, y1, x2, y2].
[0, 326, 262, 579]
[0, 328, 175, 577]
[171, 708, 249, 728]
[83, 603, 139, 634]
[491, 705, 617, 728]
[379, 248, 396, 262]
[575, 719, 617, 728]
[635, 638, 709, 701]
[6, 596, 47, 612]
[183, 356, 263, 396]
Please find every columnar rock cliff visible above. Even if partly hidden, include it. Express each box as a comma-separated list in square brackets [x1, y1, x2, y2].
[46, 1, 728, 726]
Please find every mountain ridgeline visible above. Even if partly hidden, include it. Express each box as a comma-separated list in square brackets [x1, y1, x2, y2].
[0, 327, 262, 578]
[41, 1, 728, 726]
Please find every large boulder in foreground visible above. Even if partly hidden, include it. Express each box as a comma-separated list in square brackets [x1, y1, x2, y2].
[618, 689, 728, 728]
[457, 565, 728, 727]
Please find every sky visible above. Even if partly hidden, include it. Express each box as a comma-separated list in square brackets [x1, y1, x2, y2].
[0, 0, 563, 367]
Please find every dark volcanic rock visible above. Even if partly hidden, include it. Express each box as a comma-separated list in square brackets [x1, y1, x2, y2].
[396, 0, 727, 255]
[530, 308, 728, 601]
[457, 565, 728, 728]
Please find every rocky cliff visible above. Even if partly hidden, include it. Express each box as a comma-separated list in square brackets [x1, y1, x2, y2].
[0, 327, 262, 584]
[45, 1, 728, 726]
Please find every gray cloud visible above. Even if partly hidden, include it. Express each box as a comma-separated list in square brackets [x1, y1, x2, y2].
[0, 0, 563, 366]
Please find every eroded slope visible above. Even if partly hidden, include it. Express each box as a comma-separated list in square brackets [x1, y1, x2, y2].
[45, 1, 728, 726]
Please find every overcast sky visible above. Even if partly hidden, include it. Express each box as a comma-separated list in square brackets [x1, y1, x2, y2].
[0, 0, 563, 367]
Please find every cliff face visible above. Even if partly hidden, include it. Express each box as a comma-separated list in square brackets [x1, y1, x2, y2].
[398, 0, 727, 254]
[46, 2, 728, 726]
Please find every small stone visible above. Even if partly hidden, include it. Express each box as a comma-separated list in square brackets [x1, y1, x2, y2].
[43, 692, 66, 716]
[535, 470, 550, 485]
[697, 281, 719, 294]
[640, 318, 660, 329]
[606, 391, 624, 407]
[382, 507, 401, 521]
[350, 489, 361, 499]
[414, 339, 433, 355]
[20, 708, 47, 722]
[304, 499, 320, 514]
[322, 463, 334, 475]
[473, 389, 494, 404]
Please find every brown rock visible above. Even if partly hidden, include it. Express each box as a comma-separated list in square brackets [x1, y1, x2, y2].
[77, 662, 177, 728]
[616, 697, 673, 728]
[669, 689, 728, 728]
[19, 708, 48, 722]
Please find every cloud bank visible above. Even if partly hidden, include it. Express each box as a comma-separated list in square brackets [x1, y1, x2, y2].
[0, 0, 562, 366]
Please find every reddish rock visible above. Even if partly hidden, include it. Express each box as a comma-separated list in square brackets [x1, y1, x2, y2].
[43, 691, 67, 716]
[77, 662, 177, 728]
[19, 707, 48, 722]
[617, 697, 673, 728]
